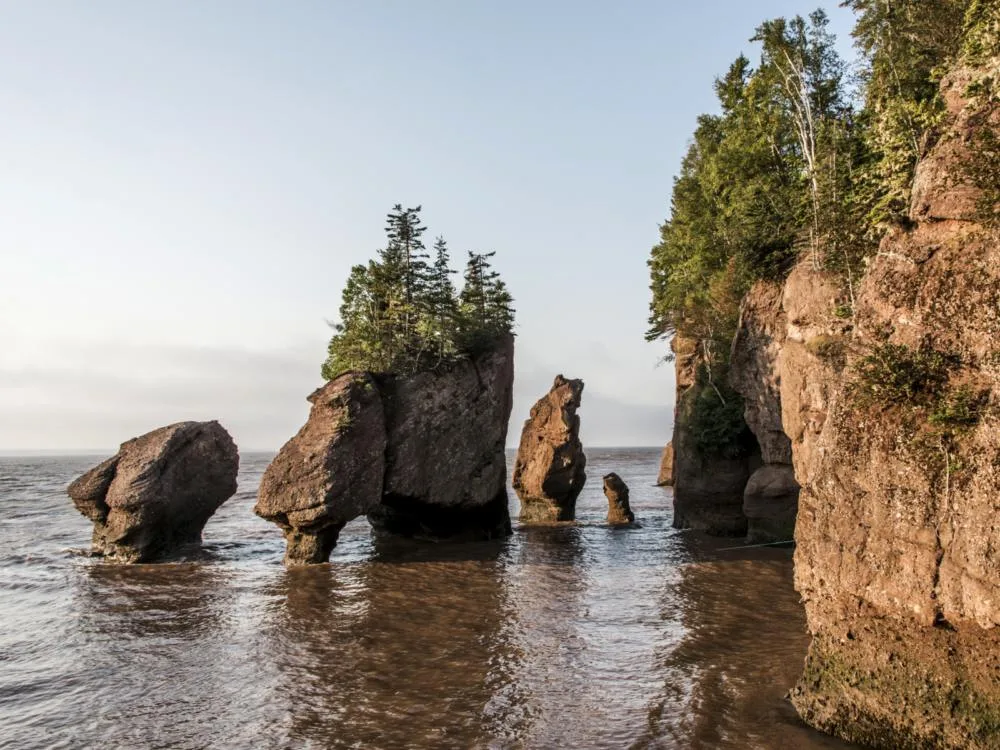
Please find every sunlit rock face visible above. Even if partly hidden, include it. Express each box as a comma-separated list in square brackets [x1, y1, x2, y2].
[256, 335, 514, 565]
[68, 421, 239, 563]
[512, 375, 587, 522]
[785, 65, 1000, 749]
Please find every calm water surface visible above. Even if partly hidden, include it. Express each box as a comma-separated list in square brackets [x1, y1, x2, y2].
[0, 449, 859, 749]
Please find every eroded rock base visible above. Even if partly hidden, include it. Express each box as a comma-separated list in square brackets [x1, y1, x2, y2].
[368, 491, 512, 541]
[792, 618, 1000, 750]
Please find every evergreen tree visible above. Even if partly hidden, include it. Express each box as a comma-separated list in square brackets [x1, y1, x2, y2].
[321, 205, 515, 378]
[420, 236, 460, 360]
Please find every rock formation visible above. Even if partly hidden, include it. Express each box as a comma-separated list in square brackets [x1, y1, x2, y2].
[729, 281, 801, 543]
[68, 421, 239, 563]
[256, 336, 514, 565]
[784, 64, 1000, 748]
[512, 375, 587, 521]
[671, 336, 761, 535]
[603, 473, 634, 524]
[656, 441, 674, 486]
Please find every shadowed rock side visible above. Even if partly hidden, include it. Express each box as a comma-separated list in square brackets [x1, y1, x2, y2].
[729, 281, 800, 543]
[371, 338, 514, 540]
[512, 375, 587, 522]
[656, 441, 674, 486]
[671, 336, 761, 536]
[255, 374, 387, 564]
[784, 66, 1000, 749]
[256, 336, 515, 564]
[68, 421, 239, 563]
[603, 473, 634, 524]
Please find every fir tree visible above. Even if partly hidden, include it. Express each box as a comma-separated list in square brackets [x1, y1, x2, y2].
[321, 205, 515, 378]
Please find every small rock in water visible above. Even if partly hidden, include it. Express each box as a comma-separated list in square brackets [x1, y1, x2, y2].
[603, 472, 634, 525]
[67, 421, 239, 563]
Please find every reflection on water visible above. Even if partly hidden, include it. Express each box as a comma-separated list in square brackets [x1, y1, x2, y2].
[0, 450, 861, 749]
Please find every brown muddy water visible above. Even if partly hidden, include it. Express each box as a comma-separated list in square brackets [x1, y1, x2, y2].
[0, 448, 860, 749]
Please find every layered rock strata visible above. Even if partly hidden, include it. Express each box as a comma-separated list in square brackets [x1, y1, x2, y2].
[256, 336, 515, 565]
[603, 473, 634, 524]
[512, 375, 587, 522]
[68, 421, 239, 563]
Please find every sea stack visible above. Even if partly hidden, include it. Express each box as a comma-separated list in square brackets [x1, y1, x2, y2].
[656, 441, 674, 486]
[603, 473, 634, 524]
[67, 421, 239, 563]
[512, 375, 587, 522]
[256, 335, 515, 565]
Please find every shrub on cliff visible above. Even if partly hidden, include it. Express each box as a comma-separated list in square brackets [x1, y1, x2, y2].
[321, 205, 515, 379]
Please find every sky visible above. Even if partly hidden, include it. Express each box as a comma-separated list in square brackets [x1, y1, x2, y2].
[0, 1, 857, 453]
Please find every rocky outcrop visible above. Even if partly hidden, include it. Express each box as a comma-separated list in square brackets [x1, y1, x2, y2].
[255, 374, 386, 564]
[785, 65, 1000, 748]
[68, 421, 238, 563]
[729, 281, 801, 543]
[671, 336, 761, 536]
[603, 473, 634, 524]
[512, 375, 587, 522]
[256, 336, 514, 565]
[656, 441, 674, 486]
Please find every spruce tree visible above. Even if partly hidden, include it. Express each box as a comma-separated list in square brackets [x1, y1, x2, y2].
[421, 236, 460, 360]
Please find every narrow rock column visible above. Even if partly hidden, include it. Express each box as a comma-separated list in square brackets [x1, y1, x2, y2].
[603, 473, 634, 524]
[512, 375, 587, 522]
[656, 441, 674, 486]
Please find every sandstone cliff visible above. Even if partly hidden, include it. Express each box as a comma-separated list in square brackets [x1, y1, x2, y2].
[671, 336, 761, 536]
[256, 336, 514, 564]
[785, 65, 1000, 748]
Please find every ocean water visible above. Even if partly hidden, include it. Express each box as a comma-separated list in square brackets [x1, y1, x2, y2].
[0, 448, 858, 750]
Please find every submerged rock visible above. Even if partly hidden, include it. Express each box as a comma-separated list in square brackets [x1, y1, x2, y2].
[656, 441, 674, 486]
[256, 336, 514, 565]
[603, 473, 634, 524]
[68, 421, 238, 563]
[512, 375, 587, 522]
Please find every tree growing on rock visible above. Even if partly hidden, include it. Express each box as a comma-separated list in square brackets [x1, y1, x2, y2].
[322, 205, 515, 378]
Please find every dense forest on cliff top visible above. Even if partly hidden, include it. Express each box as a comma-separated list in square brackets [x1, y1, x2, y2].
[647, 0, 1000, 453]
[322, 204, 515, 379]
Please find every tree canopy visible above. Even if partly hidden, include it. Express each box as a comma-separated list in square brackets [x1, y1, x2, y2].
[321, 205, 515, 379]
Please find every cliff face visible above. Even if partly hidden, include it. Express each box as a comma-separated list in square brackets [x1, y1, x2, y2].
[671, 336, 761, 536]
[781, 68, 1000, 748]
[729, 281, 801, 543]
[257, 336, 514, 564]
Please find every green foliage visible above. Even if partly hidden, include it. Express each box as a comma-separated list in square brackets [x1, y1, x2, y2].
[688, 371, 757, 460]
[648, 10, 859, 347]
[806, 334, 848, 367]
[929, 387, 988, 432]
[843, 0, 971, 227]
[962, 0, 1000, 64]
[964, 124, 1000, 226]
[851, 343, 956, 406]
[321, 205, 515, 379]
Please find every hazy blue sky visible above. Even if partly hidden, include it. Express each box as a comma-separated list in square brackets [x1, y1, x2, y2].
[1, 1, 856, 452]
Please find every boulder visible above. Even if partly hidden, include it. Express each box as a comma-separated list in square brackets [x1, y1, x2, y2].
[512, 375, 587, 521]
[603, 472, 634, 524]
[256, 336, 515, 565]
[68, 421, 238, 563]
[255, 373, 386, 565]
[656, 441, 674, 486]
